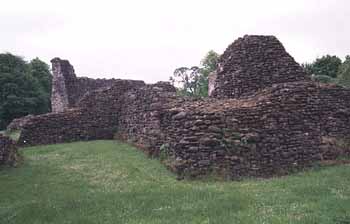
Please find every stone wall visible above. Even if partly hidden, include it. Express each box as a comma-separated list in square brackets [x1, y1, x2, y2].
[19, 108, 111, 145]
[116, 82, 177, 154]
[18, 35, 350, 179]
[318, 84, 350, 138]
[160, 82, 350, 178]
[6, 115, 35, 131]
[209, 35, 310, 99]
[51, 58, 74, 112]
[0, 134, 19, 167]
[51, 58, 119, 112]
[19, 80, 350, 178]
[20, 80, 145, 146]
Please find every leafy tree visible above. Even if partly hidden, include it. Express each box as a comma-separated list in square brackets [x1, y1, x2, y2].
[0, 53, 28, 75]
[29, 58, 52, 113]
[305, 55, 342, 78]
[170, 50, 219, 97]
[301, 63, 313, 76]
[170, 66, 200, 96]
[0, 53, 51, 129]
[337, 56, 350, 87]
[29, 58, 52, 94]
[198, 50, 220, 97]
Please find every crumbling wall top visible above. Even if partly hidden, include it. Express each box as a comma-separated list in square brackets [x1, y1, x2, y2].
[50, 58, 120, 112]
[210, 35, 310, 99]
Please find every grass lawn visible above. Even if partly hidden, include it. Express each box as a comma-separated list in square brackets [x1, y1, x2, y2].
[1, 140, 350, 224]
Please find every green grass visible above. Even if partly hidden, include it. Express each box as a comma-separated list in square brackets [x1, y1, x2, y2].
[1, 140, 350, 224]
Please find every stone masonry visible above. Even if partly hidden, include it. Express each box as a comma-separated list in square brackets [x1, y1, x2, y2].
[6, 115, 35, 132]
[209, 35, 310, 98]
[51, 58, 119, 112]
[0, 134, 19, 167]
[19, 35, 350, 179]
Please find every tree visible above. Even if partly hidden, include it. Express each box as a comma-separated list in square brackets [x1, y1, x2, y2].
[337, 56, 350, 88]
[0, 53, 52, 129]
[170, 66, 200, 96]
[29, 58, 52, 113]
[170, 50, 219, 97]
[0, 53, 28, 75]
[198, 50, 219, 97]
[29, 58, 52, 94]
[301, 62, 313, 76]
[305, 55, 342, 78]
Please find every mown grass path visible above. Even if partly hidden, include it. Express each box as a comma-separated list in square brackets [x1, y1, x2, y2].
[1, 140, 350, 223]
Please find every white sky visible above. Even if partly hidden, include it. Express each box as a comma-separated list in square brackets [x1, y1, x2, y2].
[0, 0, 349, 83]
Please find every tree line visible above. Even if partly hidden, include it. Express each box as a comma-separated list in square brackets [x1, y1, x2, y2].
[0, 53, 51, 130]
[302, 55, 350, 86]
[171, 53, 350, 97]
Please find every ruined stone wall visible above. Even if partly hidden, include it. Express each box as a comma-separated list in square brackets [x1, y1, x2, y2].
[116, 82, 177, 155]
[6, 115, 35, 131]
[318, 84, 350, 138]
[19, 80, 350, 178]
[74, 77, 119, 106]
[18, 35, 350, 179]
[51, 58, 119, 112]
[112, 81, 350, 179]
[19, 109, 102, 145]
[0, 134, 18, 167]
[51, 58, 75, 112]
[20, 80, 146, 146]
[160, 82, 350, 178]
[210, 35, 310, 99]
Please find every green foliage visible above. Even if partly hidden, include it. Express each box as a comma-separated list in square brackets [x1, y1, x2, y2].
[304, 55, 342, 78]
[0, 53, 28, 74]
[159, 143, 170, 161]
[170, 66, 201, 97]
[29, 58, 52, 94]
[0, 53, 51, 129]
[1, 140, 350, 223]
[337, 56, 350, 88]
[301, 62, 313, 76]
[201, 50, 220, 74]
[170, 50, 219, 97]
[312, 74, 336, 84]
[198, 50, 220, 97]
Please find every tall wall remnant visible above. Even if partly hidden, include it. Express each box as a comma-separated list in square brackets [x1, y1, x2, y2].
[51, 58, 71, 112]
[209, 35, 310, 98]
[51, 58, 119, 112]
[19, 35, 350, 179]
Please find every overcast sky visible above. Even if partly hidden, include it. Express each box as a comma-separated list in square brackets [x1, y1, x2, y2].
[0, 0, 349, 83]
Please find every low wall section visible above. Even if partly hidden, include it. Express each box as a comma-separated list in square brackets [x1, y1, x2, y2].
[160, 82, 350, 178]
[20, 80, 145, 146]
[0, 134, 18, 167]
[19, 81, 350, 178]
